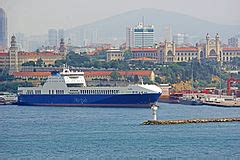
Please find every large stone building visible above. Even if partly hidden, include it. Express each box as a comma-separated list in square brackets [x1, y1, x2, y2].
[0, 36, 67, 74]
[106, 49, 124, 62]
[131, 33, 240, 63]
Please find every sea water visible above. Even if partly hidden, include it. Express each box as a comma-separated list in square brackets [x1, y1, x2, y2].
[0, 103, 240, 159]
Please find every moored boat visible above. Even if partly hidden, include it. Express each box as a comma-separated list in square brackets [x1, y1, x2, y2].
[0, 92, 17, 105]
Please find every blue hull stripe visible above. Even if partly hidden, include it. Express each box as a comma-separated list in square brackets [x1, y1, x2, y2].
[18, 93, 161, 107]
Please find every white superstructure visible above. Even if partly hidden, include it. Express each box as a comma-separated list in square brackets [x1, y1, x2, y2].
[18, 68, 162, 95]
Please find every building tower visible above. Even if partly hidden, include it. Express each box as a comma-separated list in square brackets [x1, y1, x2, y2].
[205, 33, 221, 61]
[48, 29, 58, 47]
[126, 27, 133, 48]
[58, 29, 65, 44]
[59, 38, 67, 58]
[164, 25, 172, 42]
[9, 35, 19, 74]
[163, 41, 176, 62]
[215, 33, 221, 61]
[0, 8, 8, 49]
[205, 33, 210, 59]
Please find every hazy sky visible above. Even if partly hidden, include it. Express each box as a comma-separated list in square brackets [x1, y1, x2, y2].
[1, 0, 240, 36]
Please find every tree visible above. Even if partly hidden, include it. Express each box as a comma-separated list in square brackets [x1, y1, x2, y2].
[66, 51, 90, 67]
[36, 58, 45, 67]
[110, 71, 121, 81]
[123, 50, 132, 60]
[22, 61, 35, 66]
[55, 59, 66, 67]
[133, 75, 139, 83]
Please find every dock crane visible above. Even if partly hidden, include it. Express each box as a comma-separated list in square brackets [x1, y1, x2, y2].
[227, 77, 240, 96]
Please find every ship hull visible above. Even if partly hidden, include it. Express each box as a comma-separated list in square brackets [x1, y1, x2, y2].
[18, 93, 161, 107]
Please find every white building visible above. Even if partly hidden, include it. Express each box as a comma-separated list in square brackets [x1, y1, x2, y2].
[126, 22, 154, 48]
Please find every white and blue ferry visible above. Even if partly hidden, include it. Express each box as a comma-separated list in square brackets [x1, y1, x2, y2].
[17, 68, 162, 107]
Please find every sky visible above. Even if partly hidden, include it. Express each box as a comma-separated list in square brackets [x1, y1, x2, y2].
[1, 0, 240, 36]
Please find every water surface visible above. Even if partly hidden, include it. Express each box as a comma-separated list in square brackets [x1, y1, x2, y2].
[0, 103, 240, 159]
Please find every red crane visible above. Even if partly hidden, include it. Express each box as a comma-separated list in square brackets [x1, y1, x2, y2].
[227, 77, 240, 96]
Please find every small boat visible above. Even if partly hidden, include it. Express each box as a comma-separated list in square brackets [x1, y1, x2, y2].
[0, 92, 17, 105]
[179, 96, 203, 105]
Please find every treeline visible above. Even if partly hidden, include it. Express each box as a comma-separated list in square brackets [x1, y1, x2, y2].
[158, 60, 230, 88]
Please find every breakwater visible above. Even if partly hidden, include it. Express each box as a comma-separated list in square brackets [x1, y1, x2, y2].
[143, 117, 240, 125]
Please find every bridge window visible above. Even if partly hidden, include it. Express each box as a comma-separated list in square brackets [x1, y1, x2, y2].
[35, 90, 41, 94]
[26, 90, 34, 94]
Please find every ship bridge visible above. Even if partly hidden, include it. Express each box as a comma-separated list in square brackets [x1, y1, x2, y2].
[60, 68, 86, 87]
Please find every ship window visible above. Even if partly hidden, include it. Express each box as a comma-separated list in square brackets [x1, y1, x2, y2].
[18, 90, 23, 94]
[26, 90, 34, 94]
[35, 90, 41, 94]
[49, 90, 51, 94]
[52, 90, 54, 94]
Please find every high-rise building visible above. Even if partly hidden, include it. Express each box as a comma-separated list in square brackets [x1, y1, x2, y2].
[0, 8, 8, 49]
[15, 32, 27, 51]
[173, 33, 189, 46]
[126, 22, 154, 48]
[228, 37, 239, 47]
[126, 27, 133, 48]
[58, 29, 65, 43]
[48, 29, 58, 47]
[164, 25, 172, 42]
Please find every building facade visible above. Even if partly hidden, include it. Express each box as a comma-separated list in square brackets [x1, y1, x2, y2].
[0, 36, 67, 74]
[130, 34, 240, 63]
[131, 48, 158, 60]
[84, 70, 155, 82]
[0, 8, 7, 49]
[106, 49, 124, 62]
[126, 22, 154, 48]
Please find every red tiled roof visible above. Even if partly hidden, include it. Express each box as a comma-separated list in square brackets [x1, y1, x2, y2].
[131, 48, 157, 52]
[85, 70, 152, 77]
[13, 72, 51, 77]
[18, 52, 62, 57]
[176, 47, 198, 52]
[119, 70, 152, 76]
[84, 71, 111, 76]
[0, 52, 9, 56]
[223, 48, 240, 51]
[129, 57, 157, 61]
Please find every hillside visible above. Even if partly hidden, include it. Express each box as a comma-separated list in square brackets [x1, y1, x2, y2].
[65, 8, 240, 44]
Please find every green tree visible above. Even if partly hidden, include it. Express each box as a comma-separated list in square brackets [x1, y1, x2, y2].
[55, 59, 66, 67]
[110, 71, 121, 81]
[123, 50, 132, 60]
[22, 61, 35, 66]
[36, 58, 45, 67]
[133, 75, 139, 83]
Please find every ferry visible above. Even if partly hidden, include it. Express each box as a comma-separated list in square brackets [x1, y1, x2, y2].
[17, 68, 162, 107]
